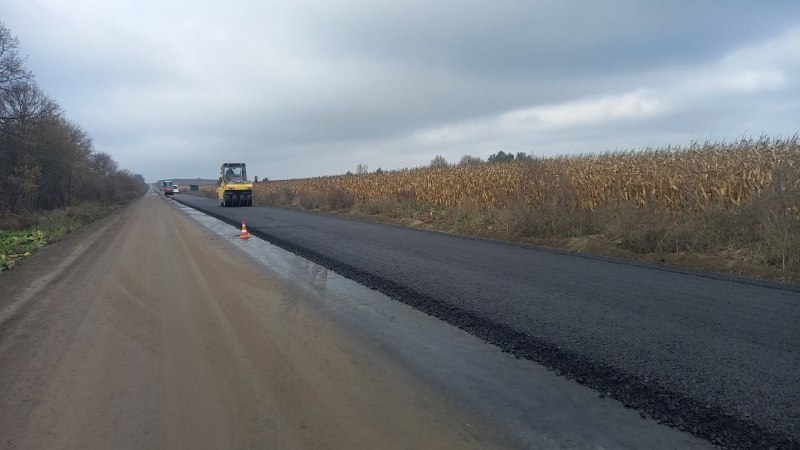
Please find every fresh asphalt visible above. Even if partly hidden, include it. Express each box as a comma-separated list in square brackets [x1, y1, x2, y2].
[174, 195, 800, 448]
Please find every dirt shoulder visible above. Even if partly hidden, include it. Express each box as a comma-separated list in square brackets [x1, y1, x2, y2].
[0, 195, 494, 449]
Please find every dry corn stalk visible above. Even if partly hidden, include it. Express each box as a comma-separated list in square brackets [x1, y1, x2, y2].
[255, 137, 800, 214]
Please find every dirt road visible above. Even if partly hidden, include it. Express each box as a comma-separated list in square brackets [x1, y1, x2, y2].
[0, 196, 490, 449]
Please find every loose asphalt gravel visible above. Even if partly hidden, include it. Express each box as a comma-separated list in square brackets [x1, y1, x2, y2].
[175, 195, 800, 449]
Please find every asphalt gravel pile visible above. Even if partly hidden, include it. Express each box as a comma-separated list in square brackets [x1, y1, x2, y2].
[175, 196, 800, 449]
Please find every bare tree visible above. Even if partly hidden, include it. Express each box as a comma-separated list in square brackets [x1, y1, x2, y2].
[0, 22, 30, 93]
[459, 155, 483, 166]
[4, 164, 40, 211]
[90, 152, 118, 177]
[430, 155, 448, 168]
[356, 163, 369, 174]
[31, 116, 92, 207]
[0, 21, 145, 212]
[0, 82, 59, 131]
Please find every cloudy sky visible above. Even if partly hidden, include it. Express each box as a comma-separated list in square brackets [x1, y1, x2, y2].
[3, 1, 799, 181]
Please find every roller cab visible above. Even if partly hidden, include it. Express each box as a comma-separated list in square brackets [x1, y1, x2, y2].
[217, 163, 253, 207]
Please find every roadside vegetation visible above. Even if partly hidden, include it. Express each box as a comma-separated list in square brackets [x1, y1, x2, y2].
[0, 202, 117, 272]
[0, 229, 45, 272]
[180, 185, 217, 199]
[253, 137, 800, 280]
[0, 22, 146, 270]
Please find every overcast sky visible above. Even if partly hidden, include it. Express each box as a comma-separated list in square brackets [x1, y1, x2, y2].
[3, 1, 799, 181]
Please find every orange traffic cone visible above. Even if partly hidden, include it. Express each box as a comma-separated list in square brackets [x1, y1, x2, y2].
[239, 220, 250, 239]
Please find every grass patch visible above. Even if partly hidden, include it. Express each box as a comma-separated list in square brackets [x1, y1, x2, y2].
[0, 202, 116, 272]
[0, 229, 47, 272]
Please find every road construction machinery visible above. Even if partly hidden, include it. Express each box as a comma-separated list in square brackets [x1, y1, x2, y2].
[217, 163, 253, 207]
[162, 180, 174, 196]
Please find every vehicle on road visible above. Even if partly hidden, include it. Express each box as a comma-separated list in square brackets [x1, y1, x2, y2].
[162, 180, 174, 196]
[217, 163, 253, 207]
[172, 184, 180, 194]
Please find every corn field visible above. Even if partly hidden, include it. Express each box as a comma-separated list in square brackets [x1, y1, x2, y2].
[255, 137, 799, 214]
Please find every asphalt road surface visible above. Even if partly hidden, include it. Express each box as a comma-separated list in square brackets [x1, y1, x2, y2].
[0, 196, 496, 449]
[175, 194, 800, 449]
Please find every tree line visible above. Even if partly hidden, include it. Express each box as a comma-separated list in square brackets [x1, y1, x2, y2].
[429, 151, 533, 169]
[348, 151, 536, 176]
[0, 21, 145, 213]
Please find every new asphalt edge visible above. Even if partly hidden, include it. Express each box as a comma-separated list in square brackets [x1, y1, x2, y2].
[173, 196, 799, 449]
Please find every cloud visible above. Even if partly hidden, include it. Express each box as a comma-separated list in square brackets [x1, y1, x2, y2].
[2, 1, 798, 180]
[511, 91, 663, 128]
[412, 23, 800, 157]
[677, 26, 800, 96]
[416, 90, 663, 146]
